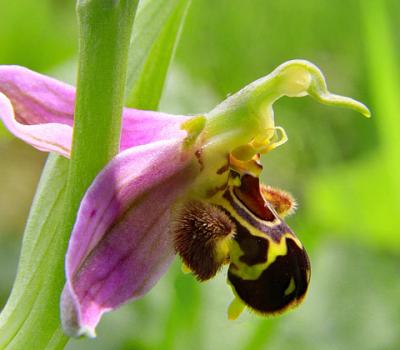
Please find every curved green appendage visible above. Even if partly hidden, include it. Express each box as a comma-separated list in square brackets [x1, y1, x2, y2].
[302, 61, 370, 118]
[251, 59, 371, 118]
[192, 60, 370, 198]
[204, 60, 370, 151]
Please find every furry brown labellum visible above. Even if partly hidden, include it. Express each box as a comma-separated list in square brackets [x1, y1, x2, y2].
[173, 201, 236, 281]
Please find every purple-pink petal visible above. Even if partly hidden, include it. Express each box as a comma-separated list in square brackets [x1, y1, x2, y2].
[0, 65, 190, 156]
[0, 66, 74, 156]
[61, 138, 198, 337]
[120, 109, 189, 150]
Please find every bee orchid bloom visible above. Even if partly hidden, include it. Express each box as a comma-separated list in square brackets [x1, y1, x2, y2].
[0, 61, 370, 338]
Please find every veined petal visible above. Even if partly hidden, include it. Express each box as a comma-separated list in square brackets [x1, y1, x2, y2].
[0, 66, 74, 156]
[0, 65, 190, 156]
[61, 138, 198, 337]
[0, 66, 75, 125]
[0, 92, 73, 157]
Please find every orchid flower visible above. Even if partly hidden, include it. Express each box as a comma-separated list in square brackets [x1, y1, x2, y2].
[0, 60, 370, 338]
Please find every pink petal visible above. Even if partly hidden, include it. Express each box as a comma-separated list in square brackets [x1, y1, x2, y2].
[120, 109, 189, 151]
[61, 138, 197, 337]
[0, 65, 190, 156]
[0, 66, 74, 157]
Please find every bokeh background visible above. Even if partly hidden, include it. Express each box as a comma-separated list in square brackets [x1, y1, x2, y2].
[1, 1, 399, 349]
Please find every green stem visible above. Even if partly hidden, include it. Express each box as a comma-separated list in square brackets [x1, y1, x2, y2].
[0, 1, 137, 349]
[61, 0, 139, 338]
[72, 0, 138, 190]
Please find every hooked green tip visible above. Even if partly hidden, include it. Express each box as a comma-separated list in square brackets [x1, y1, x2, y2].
[290, 59, 371, 118]
[311, 91, 371, 118]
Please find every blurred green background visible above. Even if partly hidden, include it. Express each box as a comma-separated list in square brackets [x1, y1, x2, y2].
[1, 0, 399, 349]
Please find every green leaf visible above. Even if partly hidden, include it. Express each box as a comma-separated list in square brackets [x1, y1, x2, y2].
[125, 0, 192, 110]
[0, 154, 69, 349]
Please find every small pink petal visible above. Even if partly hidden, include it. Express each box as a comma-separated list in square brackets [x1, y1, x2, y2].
[0, 65, 75, 156]
[120, 109, 189, 151]
[0, 92, 73, 157]
[61, 138, 197, 337]
[0, 65, 190, 157]
[0, 66, 76, 125]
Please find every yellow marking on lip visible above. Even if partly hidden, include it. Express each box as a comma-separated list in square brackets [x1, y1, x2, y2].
[211, 194, 281, 230]
[266, 235, 288, 268]
[228, 234, 303, 281]
[284, 277, 296, 296]
[215, 237, 234, 264]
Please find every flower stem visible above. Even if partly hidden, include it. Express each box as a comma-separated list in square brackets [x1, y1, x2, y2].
[62, 0, 139, 337]
[72, 0, 138, 189]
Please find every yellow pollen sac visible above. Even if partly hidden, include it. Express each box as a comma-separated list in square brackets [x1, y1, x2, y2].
[230, 144, 257, 162]
[249, 126, 288, 155]
[229, 155, 262, 178]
